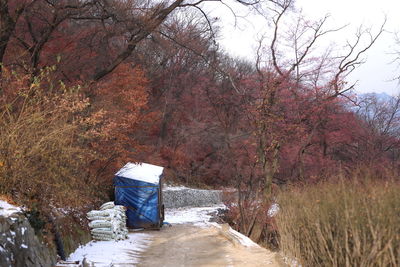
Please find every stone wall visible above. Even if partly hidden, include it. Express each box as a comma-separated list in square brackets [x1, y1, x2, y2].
[162, 187, 223, 208]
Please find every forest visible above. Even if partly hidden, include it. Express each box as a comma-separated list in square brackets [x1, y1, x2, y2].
[0, 0, 399, 265]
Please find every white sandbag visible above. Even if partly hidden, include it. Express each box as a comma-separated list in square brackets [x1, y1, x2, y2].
[100, 202, 115, 210]
[92, 234, 114, 241]
[113, 205, 126, 211]
[91, 234, 113, 240]
[93, 237, 112, 241]
[91, 232, 114, 238]
[92, 232, 114, 237]
[87, 209, 112, 217]
[87, 215, 111, 221]
[88, 202, 129, 241]
[91, 228, 113, 235]
[88, 220, 112, 228]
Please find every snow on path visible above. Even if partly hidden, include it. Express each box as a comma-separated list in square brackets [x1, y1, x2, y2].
[67, 205, 224, 266]
[67, 195, 265, 266]
[165, 204, 225, 226]
[166, 204, 261, 248]
[67, 204, 262, 266]
[67, 232, 151, 266]
[216, 224, 260, 248]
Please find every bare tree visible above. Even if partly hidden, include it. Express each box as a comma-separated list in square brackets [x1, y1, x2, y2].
[250, 0, 386, 197]
[1, 0, 268, 80]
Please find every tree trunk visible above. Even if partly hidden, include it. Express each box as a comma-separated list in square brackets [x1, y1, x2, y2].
[0, 0, 15, 73]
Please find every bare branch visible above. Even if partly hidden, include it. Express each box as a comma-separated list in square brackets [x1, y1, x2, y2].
[93, 0, 186, 81]
[332, 18, 386, 93]
[288, 14, 347, 75]
[157, 30, 242, 94]
[269, 0, 292, 76]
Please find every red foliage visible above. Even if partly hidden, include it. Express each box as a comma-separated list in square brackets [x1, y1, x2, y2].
[87, 64, 157, 182]
[1, 0, 399, 190]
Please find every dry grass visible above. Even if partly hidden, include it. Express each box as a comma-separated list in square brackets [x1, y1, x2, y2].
[0, 68, 104, 212]
[276, 176, 400, 267]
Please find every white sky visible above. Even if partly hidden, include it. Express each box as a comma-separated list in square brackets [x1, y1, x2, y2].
[207, 0, 400, 95]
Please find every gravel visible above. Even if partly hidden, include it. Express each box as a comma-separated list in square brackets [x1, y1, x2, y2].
[162, 187, 223, 208]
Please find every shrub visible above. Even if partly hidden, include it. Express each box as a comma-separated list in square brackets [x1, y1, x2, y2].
[276, 176, 400, 266]
[0, 67, 104, 212]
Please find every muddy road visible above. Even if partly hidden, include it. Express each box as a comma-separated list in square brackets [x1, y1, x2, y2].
[137, 224, 283, 267]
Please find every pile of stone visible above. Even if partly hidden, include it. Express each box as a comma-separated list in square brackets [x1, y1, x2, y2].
[86, 202, 128, 241]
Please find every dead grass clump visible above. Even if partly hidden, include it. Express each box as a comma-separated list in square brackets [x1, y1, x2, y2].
[276, 177, 400, 266]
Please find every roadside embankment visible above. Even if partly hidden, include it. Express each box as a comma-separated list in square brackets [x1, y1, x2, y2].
[0, 201, 56, 267]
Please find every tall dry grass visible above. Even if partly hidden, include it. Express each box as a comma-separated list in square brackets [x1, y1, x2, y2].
[276, 176, 400, 267]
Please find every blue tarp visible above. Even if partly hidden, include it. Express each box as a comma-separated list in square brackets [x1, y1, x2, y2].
[113, 163, 163, 229]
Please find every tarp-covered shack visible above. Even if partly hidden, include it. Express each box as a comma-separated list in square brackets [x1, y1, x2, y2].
[113, 162, 164, 229]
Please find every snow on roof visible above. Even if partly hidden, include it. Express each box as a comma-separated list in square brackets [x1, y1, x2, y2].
[0, 200, 21, 217]
[115, 162, 163, 184]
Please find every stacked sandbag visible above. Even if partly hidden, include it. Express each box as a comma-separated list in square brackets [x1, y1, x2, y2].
[87, 202, 128, 241]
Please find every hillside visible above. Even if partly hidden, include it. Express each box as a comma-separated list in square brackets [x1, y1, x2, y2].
[0, 0, 399, 266]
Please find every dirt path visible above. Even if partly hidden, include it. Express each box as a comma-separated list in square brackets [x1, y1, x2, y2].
[137, 224, 283, 267]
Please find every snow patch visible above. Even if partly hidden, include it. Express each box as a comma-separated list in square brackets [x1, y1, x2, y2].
[115, 162, 163, 184]
[282, 255, 303, 267]
[0, 200, 21, 217]
[21, 244, 28, 249]
[211, 223, 260, 248]
[228, 228, 259, 248]
[268, 203, 280, 217]
[163, 185, 189, 191]
[67, 232, 151, 266]
[165, 205, 225, 226]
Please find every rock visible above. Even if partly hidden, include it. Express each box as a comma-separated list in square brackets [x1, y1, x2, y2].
[0, 212, 56, 267]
